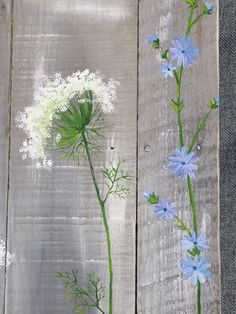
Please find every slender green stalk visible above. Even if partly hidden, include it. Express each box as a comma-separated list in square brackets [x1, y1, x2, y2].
[188, 108, 213, 153]
[197, 282, 201, 314]
[177, 66, 183, 102]
[82, 131, 113, 314]
[190, 12, 206, 31]
[186, 7, 195, 35]
[187, 176, 198, 234]
[177, 110, 184, 148]
[174, 66, 184, 148]
[186, 4, 206, 36]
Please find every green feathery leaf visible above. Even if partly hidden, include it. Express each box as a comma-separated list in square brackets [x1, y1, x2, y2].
[57, 271, 105, 314]
[101, 159, 132, 202]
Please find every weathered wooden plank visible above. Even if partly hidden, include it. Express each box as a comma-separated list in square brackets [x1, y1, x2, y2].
[138, 1, 220, 313]
[0, 0, 12, 312]
[5, 1, 137, 313]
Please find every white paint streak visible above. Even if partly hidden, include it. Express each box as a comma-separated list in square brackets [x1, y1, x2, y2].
[159, 12, 172, 42]
[15, 216, 129, 221]
[53, 3, 131, 21]
[15, 216, 101, 221]
[16, 34, 68, 38]
[33, 58, 45, 101]
[18, 259, 106, 263]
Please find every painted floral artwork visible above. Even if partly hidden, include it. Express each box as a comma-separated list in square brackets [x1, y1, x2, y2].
[1, 0, 221, 313]
[145, 1, 218, 313]
[16, 70, 131, 313]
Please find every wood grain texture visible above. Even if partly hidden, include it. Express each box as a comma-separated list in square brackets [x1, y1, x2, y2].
[138, 0, 220, 313]
[0, 0, 11, 312]
[5, 1, 137, 313]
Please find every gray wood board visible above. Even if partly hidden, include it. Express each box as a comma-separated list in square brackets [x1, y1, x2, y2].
[138, 0, 220, 313]
[0, 0, 12, 312]
[5, 1, 137, 313]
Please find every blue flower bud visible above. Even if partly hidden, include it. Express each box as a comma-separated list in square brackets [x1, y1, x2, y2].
[143, 192, 159, 205]
[210, 96, 219, 109]
[147, 35, 160, 49]
[204, 2, 214, 14]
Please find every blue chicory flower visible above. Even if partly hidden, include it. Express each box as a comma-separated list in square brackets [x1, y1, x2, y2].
[170, 34, 199, 68]
[154, 198, 176, 220]
[148, 34, 159, 45]
[180, 255, 211, 286]
[205, 2, 214, 14]
[168, 147, 199, 181]
[161, 63, 176, 78]
[181, 231, 209, 251]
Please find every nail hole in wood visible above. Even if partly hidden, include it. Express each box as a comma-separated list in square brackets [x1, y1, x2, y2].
[196, 144, 202, 154]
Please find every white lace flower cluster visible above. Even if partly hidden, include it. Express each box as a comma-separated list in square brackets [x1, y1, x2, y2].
[0, 239, 14, 268]
[16, 70, 119, 168]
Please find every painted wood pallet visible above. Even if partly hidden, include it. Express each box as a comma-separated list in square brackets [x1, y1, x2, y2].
[0, 0, 220, 313]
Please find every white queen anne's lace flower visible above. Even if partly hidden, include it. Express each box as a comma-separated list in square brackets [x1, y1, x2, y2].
[16, 70, 119, 168]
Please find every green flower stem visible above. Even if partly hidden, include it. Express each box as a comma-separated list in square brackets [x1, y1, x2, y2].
[186, 6, 195, 35]
[177, 110, 184, 148]
[197, 282, 201, 314]
[187, 175, 198, 234]
[186, 3, 206, 36]
[190, 12, 206, 32]
[82, 131, 113, 314]
[188, 108, 213, 153]
[174, 66, 184, 148]
[177, 66, 183, 102]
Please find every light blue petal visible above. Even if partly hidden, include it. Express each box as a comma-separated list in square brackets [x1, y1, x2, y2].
[181, 240, 195, 250]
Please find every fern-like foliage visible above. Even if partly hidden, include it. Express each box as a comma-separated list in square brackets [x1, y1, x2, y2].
[101, 159, 132, 202]
[57, 271, 105, 314]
